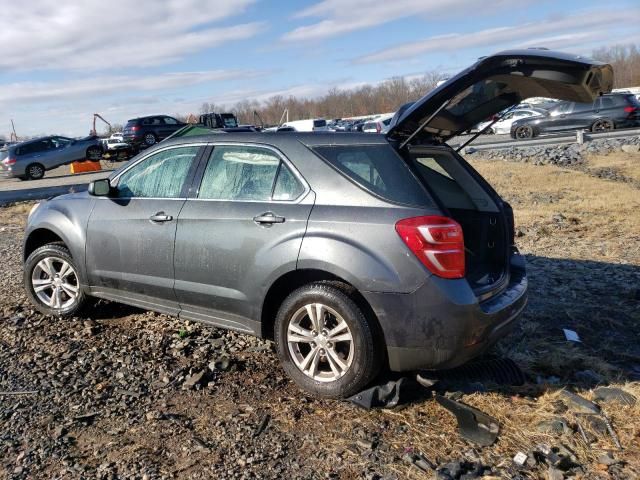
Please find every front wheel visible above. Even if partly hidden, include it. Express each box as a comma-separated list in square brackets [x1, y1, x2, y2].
[275, 283, 382, 398]
[86, 146, 102, 160]
[24, 244, 87, 317]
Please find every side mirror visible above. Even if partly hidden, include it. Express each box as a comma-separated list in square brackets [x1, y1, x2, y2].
[88, 178, 111, 196]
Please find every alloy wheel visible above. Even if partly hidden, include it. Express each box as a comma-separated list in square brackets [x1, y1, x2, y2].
[516, 125, 533, 139]
[31, 256, 79, 309]
[286, 303, 354, 382]
[144, 133, 156, 145]
[592, 119, 613, 132]
[28, 164, 44, 179]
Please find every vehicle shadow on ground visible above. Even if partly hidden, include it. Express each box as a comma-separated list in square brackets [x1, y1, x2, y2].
[368, 254, 640, 407]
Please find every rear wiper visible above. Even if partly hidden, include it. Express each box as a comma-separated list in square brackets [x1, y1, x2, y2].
[455, 105, 519, 153]
[400, 99, 452, 150]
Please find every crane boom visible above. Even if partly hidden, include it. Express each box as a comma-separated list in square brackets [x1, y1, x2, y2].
[91, 113, 112, 136]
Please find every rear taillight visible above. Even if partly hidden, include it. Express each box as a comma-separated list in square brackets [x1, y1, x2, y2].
[131, 125, 140, 131]
[3, 157, 16, 166]
[624, 106, 637, 113]
[395, 215, 465, 279]
[376, 122, 382, 133]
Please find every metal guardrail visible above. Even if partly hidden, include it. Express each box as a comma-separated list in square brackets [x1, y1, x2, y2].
[453, 127, 640, 153]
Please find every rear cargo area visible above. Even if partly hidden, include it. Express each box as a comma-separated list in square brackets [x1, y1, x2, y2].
[407, 147, 511, 293]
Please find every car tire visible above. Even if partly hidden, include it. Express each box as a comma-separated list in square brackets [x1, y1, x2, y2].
[274, 282, 382, 398]
[25, 163, 45, 180]
[591, 119, 614, 132]
[143, 133, 157, 146]
[86, 146, 102, 160]
[515, 125, 534, 140]
[24, 243, 87, 317]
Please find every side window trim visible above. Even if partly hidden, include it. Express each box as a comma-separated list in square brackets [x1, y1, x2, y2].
[190, 142, 310, 203]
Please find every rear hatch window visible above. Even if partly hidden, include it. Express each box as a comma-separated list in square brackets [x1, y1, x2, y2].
[124, 121, 138, 132]
[313, 144, 432, 207]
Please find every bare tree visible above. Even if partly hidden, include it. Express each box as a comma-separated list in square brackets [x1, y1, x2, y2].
[592, 44, 640, 88]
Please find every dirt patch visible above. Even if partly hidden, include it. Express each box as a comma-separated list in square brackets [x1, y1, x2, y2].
[1, 154, 640, 479]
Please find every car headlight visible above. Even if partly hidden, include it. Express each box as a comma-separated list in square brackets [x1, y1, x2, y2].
[28, 202, 41, 221]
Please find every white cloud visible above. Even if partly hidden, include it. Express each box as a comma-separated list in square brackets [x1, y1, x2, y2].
[282, 0, 519, 42]
[0, 70, 261, 107]
[353, 8, 640, 64]
[0, 0, 264, 71]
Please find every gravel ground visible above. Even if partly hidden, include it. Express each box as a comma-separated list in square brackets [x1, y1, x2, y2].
[1, 152, 639, 479]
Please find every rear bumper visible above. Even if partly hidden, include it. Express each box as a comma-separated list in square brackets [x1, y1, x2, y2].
[363, 253, 528, 372]
[0, 164, 24, 178]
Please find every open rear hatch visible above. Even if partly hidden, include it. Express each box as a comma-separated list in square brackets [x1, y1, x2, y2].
[389, 50, 612, 296]
[387, 49, 613, 145]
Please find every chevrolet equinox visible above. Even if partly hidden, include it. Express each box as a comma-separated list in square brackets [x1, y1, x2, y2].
[23, 50, 613, 397]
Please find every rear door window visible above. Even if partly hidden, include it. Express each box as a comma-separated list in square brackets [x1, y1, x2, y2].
[313, 119, 327, 128]
[198, 146, 281, 201]
[571, 101, 594, 113]
[313, 144, 432, 207]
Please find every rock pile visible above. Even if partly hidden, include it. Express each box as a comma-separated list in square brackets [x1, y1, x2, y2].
[468, 135, 640, 166]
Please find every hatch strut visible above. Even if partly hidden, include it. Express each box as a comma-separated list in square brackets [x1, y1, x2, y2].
[399, 99, 452, 150]
[455, 105, 519, 153]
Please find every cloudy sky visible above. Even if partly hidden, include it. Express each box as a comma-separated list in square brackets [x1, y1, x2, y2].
[1, 0, 638, 138]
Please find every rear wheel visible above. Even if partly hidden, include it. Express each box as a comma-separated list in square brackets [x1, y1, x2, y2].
[143, 133, 157, 146]
[591, 119, 614, 132]
[25, 163, 45, 180]
[24, 244, 86, 317]
[275, 283, 381, 398]
[515, 125, 534, 140]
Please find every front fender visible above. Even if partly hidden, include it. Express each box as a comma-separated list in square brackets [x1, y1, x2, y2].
[24, 195, 94, 285]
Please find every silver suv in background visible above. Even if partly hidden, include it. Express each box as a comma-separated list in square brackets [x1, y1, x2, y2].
[1, 136, 103, 180]
[22, 50, 612, 398]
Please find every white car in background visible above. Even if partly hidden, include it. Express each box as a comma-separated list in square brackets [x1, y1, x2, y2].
[476, 108, 547, 135]
[363, 114, 394, 133]
[280, 119, 329, 132]
[102, 133, 129, 152]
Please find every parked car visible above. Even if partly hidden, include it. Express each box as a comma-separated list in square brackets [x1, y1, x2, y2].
[475, 108, 547, 135]
[362, 115, 394, 133]
[510, 93, 639, 139]
[122, 115, 186, 151]
[1, 135, 103, 180]
[102, 134, 129, 152]
[280, 119, 329, 132]
[349, 120, 366, 132]
[22, 50, 612, 398]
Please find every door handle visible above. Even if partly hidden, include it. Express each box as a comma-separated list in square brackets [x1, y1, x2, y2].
[149, 212, 173, 223]
[253, 212, 285, 224]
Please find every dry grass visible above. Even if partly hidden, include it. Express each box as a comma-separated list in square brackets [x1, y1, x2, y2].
[585, 151, 640, 184]
[0, 202, 33, 227]
[468, 156, 640, 264]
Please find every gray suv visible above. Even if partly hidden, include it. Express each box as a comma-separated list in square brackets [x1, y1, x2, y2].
[22, 50, 612, 397]
[1, 135, 103, 180]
